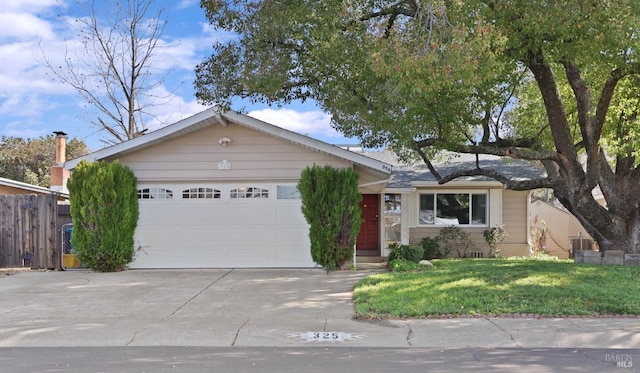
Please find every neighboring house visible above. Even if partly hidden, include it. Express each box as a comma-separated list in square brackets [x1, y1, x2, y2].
[65, 108, 392, 268]
[530, 200, 594, 259]
[0, 177, 69, 201]
[359, 150, 544, 258]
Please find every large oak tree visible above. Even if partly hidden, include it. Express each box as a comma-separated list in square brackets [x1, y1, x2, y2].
[194, 0, 640, 254]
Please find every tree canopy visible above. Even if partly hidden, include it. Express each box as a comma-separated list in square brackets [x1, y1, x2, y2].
[0, 135, 89, 187]
[195, 0, 640, 253]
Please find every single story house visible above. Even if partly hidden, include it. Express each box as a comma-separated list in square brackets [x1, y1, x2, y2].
[65, 107, 543, 268]
[360, 150, 544, 258]
[65, 108, 392, 268]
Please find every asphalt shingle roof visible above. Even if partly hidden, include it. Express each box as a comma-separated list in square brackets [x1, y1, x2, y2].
[359, 150, 546, 188]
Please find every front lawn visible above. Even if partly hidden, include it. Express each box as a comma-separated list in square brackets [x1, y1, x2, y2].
[353, 258, 640, 318]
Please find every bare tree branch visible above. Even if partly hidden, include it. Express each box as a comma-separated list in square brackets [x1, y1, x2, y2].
[39, 0, 174, 145]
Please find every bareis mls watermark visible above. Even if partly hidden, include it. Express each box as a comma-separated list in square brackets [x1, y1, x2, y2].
[605, 353, 633, 368]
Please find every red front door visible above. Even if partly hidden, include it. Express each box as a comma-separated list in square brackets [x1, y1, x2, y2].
[356, 194, 380, 256]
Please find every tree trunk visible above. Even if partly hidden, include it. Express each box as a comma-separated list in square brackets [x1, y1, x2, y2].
[554, 175, 640, 254]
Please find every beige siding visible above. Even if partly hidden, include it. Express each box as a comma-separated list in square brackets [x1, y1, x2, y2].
[407, 189, 531, 258]
[114, 123, 353, 182]
[501, 190, 529, 245]
[530, 200, 592, 259]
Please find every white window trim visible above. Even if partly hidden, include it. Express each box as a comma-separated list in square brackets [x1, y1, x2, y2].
[416, 189, 490, 227]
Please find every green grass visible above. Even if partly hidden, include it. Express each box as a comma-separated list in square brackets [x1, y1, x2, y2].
[353, 258, 640, 318]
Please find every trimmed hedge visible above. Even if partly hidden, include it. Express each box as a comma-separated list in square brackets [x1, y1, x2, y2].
[67, 160, 138, 271]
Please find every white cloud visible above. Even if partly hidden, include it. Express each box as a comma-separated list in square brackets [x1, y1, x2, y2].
[4, 0, 60, 12]
[248, 108, 345, 139]
[142, 85, 209, 132]
[176, 0, 199, 9]
[0, 12, 55, 42]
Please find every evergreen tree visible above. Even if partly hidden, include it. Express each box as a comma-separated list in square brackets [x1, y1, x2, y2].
[298, 165, 362, 271]
[67, 160, 138, 271]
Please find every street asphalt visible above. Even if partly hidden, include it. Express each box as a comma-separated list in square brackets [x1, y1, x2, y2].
[0, 267, 638, 371]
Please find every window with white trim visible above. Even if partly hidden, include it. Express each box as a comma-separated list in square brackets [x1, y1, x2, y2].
[419, 192, 487, 226]
[138, 188, 173, 199]
[230, 187, 269, 199]
[182, 187, 221, 199]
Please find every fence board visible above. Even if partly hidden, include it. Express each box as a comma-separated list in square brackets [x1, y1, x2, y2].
[0, 194, 59, 269]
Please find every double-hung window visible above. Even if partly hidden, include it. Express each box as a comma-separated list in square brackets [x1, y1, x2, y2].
[419, 192, 487, 226]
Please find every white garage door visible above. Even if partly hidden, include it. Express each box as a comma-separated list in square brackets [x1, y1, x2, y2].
[130, 184, 315, 268]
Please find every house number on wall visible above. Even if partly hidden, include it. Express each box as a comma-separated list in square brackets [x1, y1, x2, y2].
[218, 160, 231, 170]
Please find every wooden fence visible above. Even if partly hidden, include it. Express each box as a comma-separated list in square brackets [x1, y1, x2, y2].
[0, 194, 62, 269]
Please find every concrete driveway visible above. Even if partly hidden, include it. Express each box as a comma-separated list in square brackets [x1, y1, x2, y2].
[0, 269, 379, 347]
[1, 268, 640, 350]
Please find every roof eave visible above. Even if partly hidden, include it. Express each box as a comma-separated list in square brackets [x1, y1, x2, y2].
[65, 108, 392, 176]
[0, 177, 69, 198]
[65, 107, 224, 169]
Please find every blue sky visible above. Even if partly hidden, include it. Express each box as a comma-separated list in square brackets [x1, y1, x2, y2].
[0, 0, 357, 152]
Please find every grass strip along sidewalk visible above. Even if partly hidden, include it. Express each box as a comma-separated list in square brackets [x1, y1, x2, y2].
[353, 258, 640, 319]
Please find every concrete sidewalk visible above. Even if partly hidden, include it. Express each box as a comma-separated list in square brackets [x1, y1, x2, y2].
[0, 269, 639, 349]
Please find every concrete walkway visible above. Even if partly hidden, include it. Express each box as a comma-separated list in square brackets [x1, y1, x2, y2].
[0, 268, 639, 349]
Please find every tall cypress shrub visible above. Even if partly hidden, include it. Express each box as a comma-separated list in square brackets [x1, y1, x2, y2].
[298, 165, 362, 271]
[67, 160, 139, 271]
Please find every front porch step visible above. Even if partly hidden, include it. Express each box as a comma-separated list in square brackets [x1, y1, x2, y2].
[355, 256, 386, 263]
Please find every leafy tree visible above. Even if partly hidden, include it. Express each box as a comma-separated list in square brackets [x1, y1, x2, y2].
[195, 0, 640, 254]
[0, 135, 89, 187]
[41, 0, 172, 145]
[298, 165, 362, 271]
[67, 160, 139, 271]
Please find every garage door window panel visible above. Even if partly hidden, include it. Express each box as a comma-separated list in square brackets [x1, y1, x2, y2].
[138, 188, 173, 199]
[183, 187, 221, 199]
[277, 185, 301, 199]
[230, 187, 269, 199]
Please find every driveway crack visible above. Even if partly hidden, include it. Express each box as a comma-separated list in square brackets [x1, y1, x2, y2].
[232, 318, 250, 346]
[126, 269, 234, 346]
[406, 321, 414, 347]
[487, 318, 521, 347]
[168, 269, 234, 318]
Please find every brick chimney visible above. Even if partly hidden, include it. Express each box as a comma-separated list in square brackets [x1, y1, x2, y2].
[50, 131, 71, 193]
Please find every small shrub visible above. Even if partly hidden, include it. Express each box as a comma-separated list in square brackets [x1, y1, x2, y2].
[483, 225, 508, 258]
[388, 243, 423, 263]
[420, 236, 448, 259]
[436, 226, 476, 258]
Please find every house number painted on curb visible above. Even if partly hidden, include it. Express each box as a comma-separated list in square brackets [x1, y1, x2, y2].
[288, 332, 362, 343]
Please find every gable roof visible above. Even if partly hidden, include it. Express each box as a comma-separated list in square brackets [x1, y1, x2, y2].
[65, 107, 392, 176]
[0, 177, 69, 198]
[360, 150, 546, 189]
